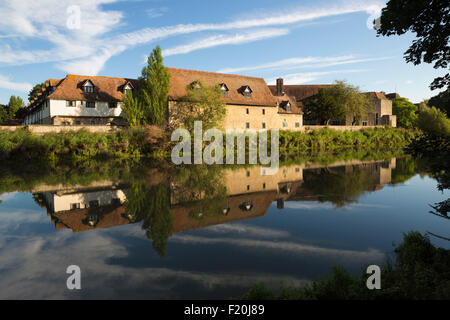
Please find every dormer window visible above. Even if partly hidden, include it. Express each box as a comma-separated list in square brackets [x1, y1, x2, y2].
[220, 83, 229, 97]
[286, 102, 292, 112]
[81, 80, 94, 93]
[241, 85, 252, 97]
[122, 81, 134, 95]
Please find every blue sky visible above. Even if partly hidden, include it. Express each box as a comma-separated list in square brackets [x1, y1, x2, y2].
[0, 0, 445, 104]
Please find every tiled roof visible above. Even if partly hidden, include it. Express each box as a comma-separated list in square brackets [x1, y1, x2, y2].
[167, 67, 276, 106]
[366, 92, 388, 100]
[47, 74, 139, 102]
[37, 68, 276, 107]
[275, 95, 303, 114]
[268, 84, 332, 102]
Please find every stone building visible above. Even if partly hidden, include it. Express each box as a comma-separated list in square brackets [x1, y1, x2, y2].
[268, 78, 396, 127]
[24, 68, 303, 131]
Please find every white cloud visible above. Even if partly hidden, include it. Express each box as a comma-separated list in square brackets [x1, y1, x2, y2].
[218, 56, 392, 74]
[146, 7, 168, 18]
[0, 75, 33, 92]
[162, 29, 290, 56]
[266, 69, 369, 85]
[0, 0, 384, 75]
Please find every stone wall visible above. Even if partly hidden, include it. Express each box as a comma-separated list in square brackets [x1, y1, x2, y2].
[0, 125, 122, 135]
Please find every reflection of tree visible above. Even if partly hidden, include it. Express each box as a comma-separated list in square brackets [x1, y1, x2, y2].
[391, 157, 417, 185]
[125, 183, 172, 258]
[171, 165, 227, 221]
[302, 165, 378, 208]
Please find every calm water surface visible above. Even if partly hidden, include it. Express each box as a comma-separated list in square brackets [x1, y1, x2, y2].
[0, 156, 448, 299]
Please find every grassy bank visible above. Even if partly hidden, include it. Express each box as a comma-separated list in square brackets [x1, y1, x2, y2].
[279, 127, 420, 151]
[0, 126, 420, 162]
[0, 127, 153, 162]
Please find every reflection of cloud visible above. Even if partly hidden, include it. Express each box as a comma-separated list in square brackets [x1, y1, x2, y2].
[204, 223, 291, 238]
[0, 192, 18, 202]
[0, 212, 308, 299]
[171, 235, 384, 260]
[284, 202, 391, 210]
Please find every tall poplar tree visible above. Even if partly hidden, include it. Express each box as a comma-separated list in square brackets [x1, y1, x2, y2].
[140, 46, 171, 125]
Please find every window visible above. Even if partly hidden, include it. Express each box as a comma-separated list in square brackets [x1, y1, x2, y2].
[246, 108, 249, 114]
[246, 122, 250, 129]
[220, 83, 229, 97]
[86, 101, 95, 108]
[283, 121, 288, 128]
[75, 121, 81, 126]
[109, 102, 117, 108]
[242, 86, 252, 97]
[263, 183, 266, 189]
[66, 100, 76, 107]
[83, 85, 94, 93]
[262, 109, 265, 115]
[362, 121, 368, 126]
[70, 203, 80, 210]
[262, 122, 266, 129]
[62, 121, 70, 126]
[246, 170, 250, 177]
[295, 122, 300, 128]
[247, 185, 250, 191]
[286, 102, 292, 112]
[91, 120, 96, 125]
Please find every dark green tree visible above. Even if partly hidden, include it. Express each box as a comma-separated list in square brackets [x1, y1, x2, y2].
[376, 0, 450, 90]
[28, 82, 45, 102]
[303, 87, 344, 125]
[139, 45, 171, 125]
[392, 97, 419, 128]
[429, 88, 450, 115]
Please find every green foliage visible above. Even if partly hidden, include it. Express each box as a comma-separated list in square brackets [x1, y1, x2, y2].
[238, 232, 450, 300]
[140, 45, 171, 125]
[429, 88, 450, 115]
[28, 82, 45, 102]
[417, 105, 450, 137]
[125, 183, 173, 257]
[278, 127, 419, 152]
[0, 127, 152, 162]
[7, 95, 25, 119]
[303, 87, 344, 125]
[392, 97, 418, 128]
[303, 81, 371, 125]
[377, 0, 449, 90]
[174, 80, 227, 132]
[0, 104, 7, 124]
[122, 90, 145, 127]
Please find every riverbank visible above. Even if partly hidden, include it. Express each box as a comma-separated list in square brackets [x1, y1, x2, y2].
[0, 126, 420, 162]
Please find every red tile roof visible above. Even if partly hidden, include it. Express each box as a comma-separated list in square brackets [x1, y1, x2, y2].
[167, 67, 276, 106]
[39, 68, 276, 107]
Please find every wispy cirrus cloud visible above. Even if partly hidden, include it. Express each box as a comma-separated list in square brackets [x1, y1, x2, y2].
[162, 29, 290, 56]
[266, 69, 369, 85]
[218, 55, 392, 74]
[0, 0, 385, 75]
[0, 75, 33, 92]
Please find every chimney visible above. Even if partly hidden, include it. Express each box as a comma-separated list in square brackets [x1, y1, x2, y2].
[276, 78, 284, 96]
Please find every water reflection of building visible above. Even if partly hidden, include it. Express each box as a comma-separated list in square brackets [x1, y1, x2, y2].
[33, 182, 128, 232]
[34, 159, 396, 233]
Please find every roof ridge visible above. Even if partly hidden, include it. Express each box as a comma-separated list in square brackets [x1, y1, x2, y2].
[166, 67, 266, 81]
